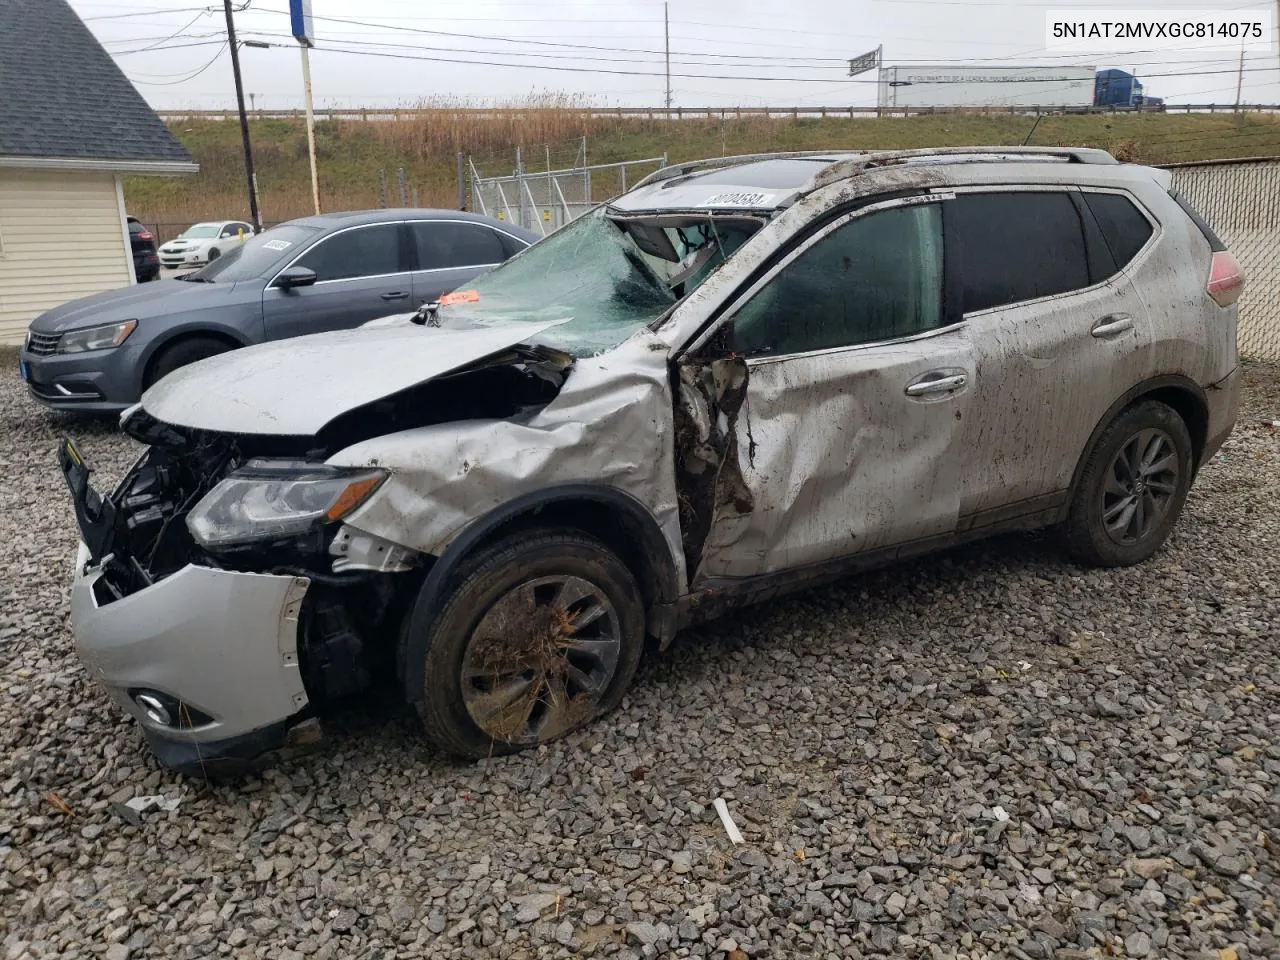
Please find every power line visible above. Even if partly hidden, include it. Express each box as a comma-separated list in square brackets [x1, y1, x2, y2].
[233, 30, 853, 69]
[250, 8, 859, 61]
[129, 41, 228, 84]
[83, 5, 211, 20]
[111, 38, 227, 55]
[109, 10, 212, 53]
[226, 29, 1280, 76]
[241, 42, 1280, 85]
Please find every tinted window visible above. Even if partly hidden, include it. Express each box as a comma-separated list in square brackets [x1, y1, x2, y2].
[296, 224, 403, 281]
[1083, 192, 1154, 269]
[945, 192, 1090, 314]
[496, 229, 528, 259]
[190, 224, 321, 282]
[731, 203, 943, 357]
[412, 221, 506, 269]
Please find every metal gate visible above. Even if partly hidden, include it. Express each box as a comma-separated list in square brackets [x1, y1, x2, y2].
[468, 139, 667, 237]
[1166, 157, 1280, 362]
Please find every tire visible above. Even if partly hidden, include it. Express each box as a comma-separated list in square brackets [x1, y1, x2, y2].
[206, 247, 221, 262]
[145, 336, 234, 389]
[414, 528, 645, 759]
[1062, 400, 1194, 567]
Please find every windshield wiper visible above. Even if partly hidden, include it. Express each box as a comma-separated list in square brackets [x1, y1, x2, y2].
[177, 274, 212, 283]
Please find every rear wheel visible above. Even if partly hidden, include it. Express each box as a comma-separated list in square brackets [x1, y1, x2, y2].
[145, 336, 234, 389]
[414, 529, 645, 759]
[1062, 400, 1193, 567]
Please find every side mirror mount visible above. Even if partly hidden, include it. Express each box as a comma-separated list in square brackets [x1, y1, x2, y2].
[275, 266, 317, 289]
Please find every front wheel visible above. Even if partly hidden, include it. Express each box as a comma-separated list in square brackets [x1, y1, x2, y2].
[414, 529, 645, 759]
[206, 247, 221, 262]
[144, 336, 233, 389]
[1062, 400, 1193, 567]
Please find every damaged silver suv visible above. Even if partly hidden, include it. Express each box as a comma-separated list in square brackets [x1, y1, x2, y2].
[60, 147, 1243, 774]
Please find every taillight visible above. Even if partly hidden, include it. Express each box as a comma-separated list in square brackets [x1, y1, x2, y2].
[1207, 250, 1244, 307]
[138, 230, 154, 241]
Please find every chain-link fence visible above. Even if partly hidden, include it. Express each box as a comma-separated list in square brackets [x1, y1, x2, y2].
[1166, 157, 1280, 362]
[468, 139, 667, 237]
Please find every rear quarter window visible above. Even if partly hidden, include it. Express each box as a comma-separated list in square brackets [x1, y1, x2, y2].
[1082, 192, 1155, 269]
[944, 191, 1091, 314]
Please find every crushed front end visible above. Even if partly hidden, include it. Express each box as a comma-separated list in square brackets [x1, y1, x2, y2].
[59, 409, 418, 776]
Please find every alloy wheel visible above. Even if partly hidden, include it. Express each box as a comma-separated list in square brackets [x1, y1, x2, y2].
[460, 575, 621, 745]
[1101, 427, 1180, 545]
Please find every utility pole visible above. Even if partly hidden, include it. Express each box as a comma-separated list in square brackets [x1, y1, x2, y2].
[222, 0, 261, 230]
[664, 2, 672, 114]
[1234, 43, 1245, 112]
[300, 42, 320, 213]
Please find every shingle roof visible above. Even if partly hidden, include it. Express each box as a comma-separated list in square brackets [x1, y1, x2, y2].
[0, 0, 195, 166]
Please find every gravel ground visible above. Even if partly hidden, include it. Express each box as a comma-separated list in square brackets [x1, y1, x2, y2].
[2, 362, 1278, 960]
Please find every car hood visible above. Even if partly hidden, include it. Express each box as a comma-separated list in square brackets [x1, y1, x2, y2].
[29, 279, 241, 333]
[141, 317, 569, 436]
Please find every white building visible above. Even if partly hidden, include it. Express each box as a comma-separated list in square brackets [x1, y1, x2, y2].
[0, 0, 197, 346]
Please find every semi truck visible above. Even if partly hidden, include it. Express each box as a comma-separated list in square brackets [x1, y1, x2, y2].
[875, 64, 1163, 110]
[877, 65, 1096, 109]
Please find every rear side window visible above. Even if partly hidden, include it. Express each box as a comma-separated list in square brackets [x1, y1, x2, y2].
[412, 221, 506, 269]
[730, 202, 943, 356]
[495, 229, 528, 259]
[1169, 189, 1226, 252]
[945, 192, 1090, 314]
[1082, 192, 1154, 268]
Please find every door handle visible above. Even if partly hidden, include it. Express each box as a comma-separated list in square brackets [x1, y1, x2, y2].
[380, 291, 410, 301]
[1091, 314, 1134, 338]
[905, 373, 967, 397]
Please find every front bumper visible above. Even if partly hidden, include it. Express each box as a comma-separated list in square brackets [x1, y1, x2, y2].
[70, 543, 313, 774]
[19, 342, 144, 412]
[159, 248, 205, 267]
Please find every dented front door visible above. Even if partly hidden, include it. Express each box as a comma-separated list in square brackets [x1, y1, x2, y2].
[679, 332, 974, 583]
[673, 196, 975, 585]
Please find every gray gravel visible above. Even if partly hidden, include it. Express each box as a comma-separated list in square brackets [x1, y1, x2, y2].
[2, 361, 1279, 959]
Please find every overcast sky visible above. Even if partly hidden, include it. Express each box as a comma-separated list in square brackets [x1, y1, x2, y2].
[73, 0, 1280, 110]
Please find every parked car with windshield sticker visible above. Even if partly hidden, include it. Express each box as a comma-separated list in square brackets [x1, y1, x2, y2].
[20, 209, 535, 413]
[57, 148, 1242, 774]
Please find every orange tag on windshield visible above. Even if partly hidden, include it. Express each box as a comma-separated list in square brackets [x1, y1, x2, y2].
[439, 290, 480, 305]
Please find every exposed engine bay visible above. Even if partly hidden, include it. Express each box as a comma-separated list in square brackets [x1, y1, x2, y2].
[60, 343, 575, 707]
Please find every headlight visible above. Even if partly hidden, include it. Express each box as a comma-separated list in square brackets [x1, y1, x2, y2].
[187, 460, 387, 550]
[58, 320, 137, 354]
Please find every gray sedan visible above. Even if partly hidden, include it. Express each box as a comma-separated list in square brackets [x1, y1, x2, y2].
[20, 208, 537, 412]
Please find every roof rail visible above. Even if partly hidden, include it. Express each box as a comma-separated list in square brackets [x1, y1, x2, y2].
[627, 145, 1118, 198]
[630, 150, 858, 191]
[810, 146, 1117, 191]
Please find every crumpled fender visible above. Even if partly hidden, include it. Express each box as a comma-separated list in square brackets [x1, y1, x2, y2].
[327, 329, 686, 589]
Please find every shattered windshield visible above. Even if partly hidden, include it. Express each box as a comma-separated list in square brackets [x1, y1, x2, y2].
[438, 207, 760, 356]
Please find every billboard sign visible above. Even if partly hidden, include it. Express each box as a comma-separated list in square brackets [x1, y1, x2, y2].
[290, 0, 314, 46]
[848, 46, 881, 77]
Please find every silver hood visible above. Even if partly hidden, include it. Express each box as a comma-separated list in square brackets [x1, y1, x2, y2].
[141, 318, 567, 435]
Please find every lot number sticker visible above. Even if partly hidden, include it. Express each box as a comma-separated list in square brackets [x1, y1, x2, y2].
[699, 191, 775, 207]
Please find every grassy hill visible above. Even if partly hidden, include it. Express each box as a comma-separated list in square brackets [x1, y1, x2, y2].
[125, 107, 1280, 239]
